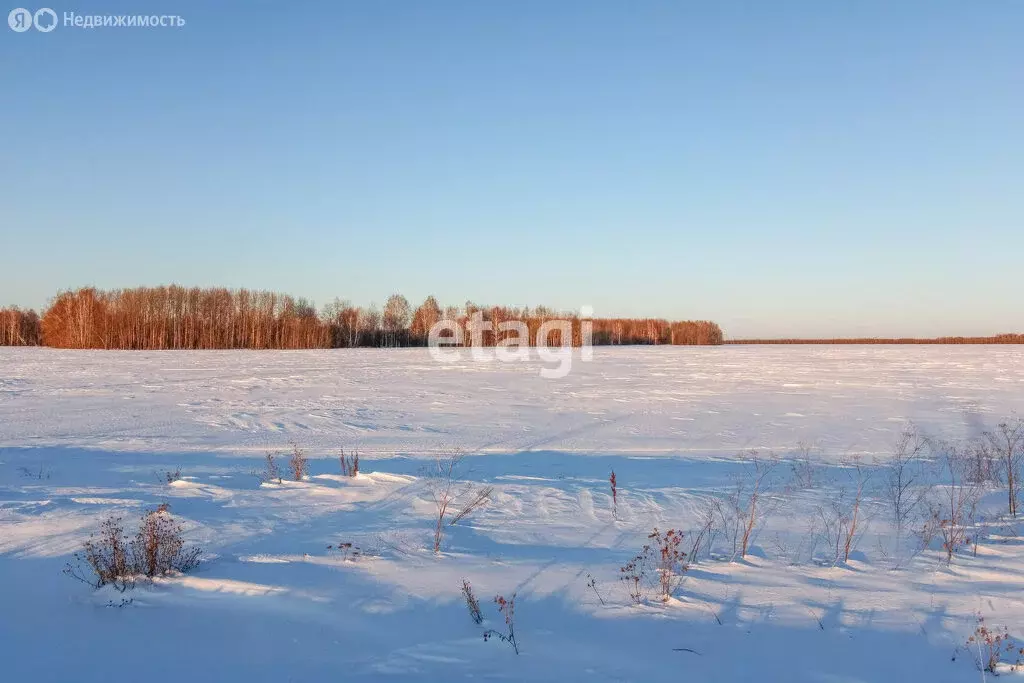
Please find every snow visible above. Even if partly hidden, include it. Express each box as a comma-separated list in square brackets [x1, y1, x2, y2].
[2, 345, 1024, 681]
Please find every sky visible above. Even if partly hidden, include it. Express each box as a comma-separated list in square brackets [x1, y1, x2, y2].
[1, 1, 1022, 338]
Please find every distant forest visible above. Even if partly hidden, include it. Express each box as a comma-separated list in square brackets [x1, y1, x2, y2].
[726, 335, 1024, 345]
[0, 286, 724, 349]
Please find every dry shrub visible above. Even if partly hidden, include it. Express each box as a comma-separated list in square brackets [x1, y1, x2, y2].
[339, 448, 359, 477]
[966, 614, 1024, 674]
[928, 443, 982, 564]
[288, 444, 308, 481]
[133, 504, 201, 577]
[609, 470, 618, 518]
[649, 528, 687, 601]
[718, 452, 779, 560]
[585, 572, 606, 606]
[619, 529, 687, 604]
[424, 450, 493, 553]
[816, 457, 871, 565]
[986, 418, 1024, 517]
[461, 579, 483, 624]
[885, 424, 930, 534]
[789, 442, 821, 489]
[620, 543, 652, 605]
[483, 593, 519, 654]
[326, 541, 360, 562]
[67, 516, 133, 591]
[65, 504, 201, 590]
[254, 452, 282, 484]
[687, 499, 718, 564]
[161, 467, 182, 484]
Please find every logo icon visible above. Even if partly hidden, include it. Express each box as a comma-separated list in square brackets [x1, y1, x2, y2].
[8, 7, 31, 31]
[8, 7, 56, 31]
[33, 7, 55, 31]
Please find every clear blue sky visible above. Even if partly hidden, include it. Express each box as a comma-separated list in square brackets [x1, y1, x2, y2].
[2, 1, 1021, 338]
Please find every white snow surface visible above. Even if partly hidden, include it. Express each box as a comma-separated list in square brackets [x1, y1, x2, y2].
[2, 345, 1024, 682]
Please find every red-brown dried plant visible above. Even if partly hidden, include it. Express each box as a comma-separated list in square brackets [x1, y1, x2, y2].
[966, 614, 1024, 674]
[649, 528, 687, 601]
[339, 448, 359, 477]
[610, 470, 618, 518]
[483, 593, 519, 654]
[461, 579, 483, 624]
[288, 444, 308, 481]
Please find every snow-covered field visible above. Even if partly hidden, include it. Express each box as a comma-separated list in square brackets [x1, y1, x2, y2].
[2, 346, 1024, 681]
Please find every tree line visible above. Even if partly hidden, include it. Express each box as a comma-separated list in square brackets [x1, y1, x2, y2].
[0, 286, 724, 349]
[726, 335, 1024, 345]
[0, 307, 41, 346]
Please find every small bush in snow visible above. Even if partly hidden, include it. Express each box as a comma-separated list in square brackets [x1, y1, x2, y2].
[609, 470, 618, 519]
[789, 442, 821, 490]
[288, 444, 308, 481]
[985, 418, 1024, 518]
[461, 578, 483, 624]
[483, 593, 519, 655]
[132, 504, 201, 578]
[718, 452, 778, 560]
[686, 499, 718, 564]
[423, 450, 493, 553]
[649, 528, 687, 601]
[339, 448, 359, 477]
[17, 464, 51, 480]
[254, 452, 282, 484]
[620, 543, 652, 605]
[585, 572, 606, 606]
[326, 541, 361, 561]
[64, 504, 201, 590]
[66, 515, 133, 591]
[160, 467, 182, 484]
[928, 443, 982, 565]
[884, 423, 931, 541]
[965, 614, 1024, 675]
[816, 456, 870, 565]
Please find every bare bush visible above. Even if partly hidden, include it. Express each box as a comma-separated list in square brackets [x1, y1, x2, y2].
[132, 504, 201, 577]
[585, 572, 606, 605]
[820, 456, 871, 564]
[649, 528, 687, 601]
[789, 442, 821, 489]
[450, 486, 494, 526]
[985, 418, 1024, 518]
[620, 543, 652, 604]
[65, 515, 133, 591]
[17, 464, 51, 480]
[254, 452, 282, 484]
[609, 470, 618, 519]
[772, 521, 820, 566]
[965, 613, 1024, 675]
[483, 593, 520, 655]
[288, 444, 308, 481]
[64, 505, 201, 590]
[326, 541, 361, 562]
[965, 438, 998, 486]
[885, 424, 930, 533]
[719, 452, 778, 560]
[686, 499, 718, 564]
[424, 450, 493, 553]
[928, 443, 982, 565]
[915, 510, 941, 554]
[160, 467, 182, 484]
[461, 578, 483, 624]
[339, 447, 360, 477]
